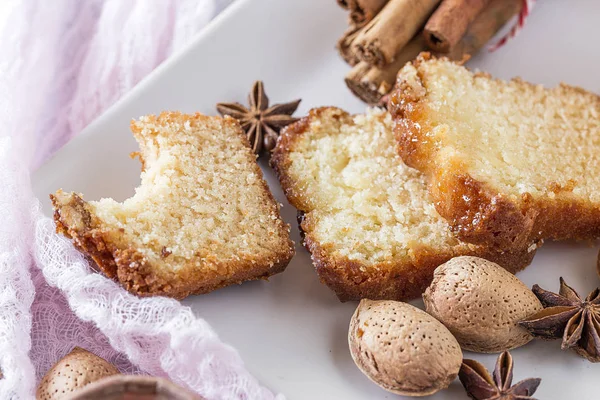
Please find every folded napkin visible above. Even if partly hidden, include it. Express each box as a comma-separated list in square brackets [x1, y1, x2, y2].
[0, 1, 282, 399]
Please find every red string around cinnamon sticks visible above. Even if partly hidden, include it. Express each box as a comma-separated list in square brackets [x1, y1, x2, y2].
[489, 0, 535, 51]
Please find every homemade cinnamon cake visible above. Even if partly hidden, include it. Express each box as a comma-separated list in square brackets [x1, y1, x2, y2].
[271, 107, 535, 301]
[52, 112, 294, 299]
[390, 54, 600, 250]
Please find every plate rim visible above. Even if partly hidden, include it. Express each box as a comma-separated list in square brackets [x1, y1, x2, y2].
[33, 0, 253, 173]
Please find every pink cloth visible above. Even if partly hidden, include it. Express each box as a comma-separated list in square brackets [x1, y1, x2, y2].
[0, 1, 283, 399]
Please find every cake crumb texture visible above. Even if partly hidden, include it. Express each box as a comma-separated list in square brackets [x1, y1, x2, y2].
[272, 106, 535, 301]
[391, 54, 600, 249]
[52, 111, 294, 299]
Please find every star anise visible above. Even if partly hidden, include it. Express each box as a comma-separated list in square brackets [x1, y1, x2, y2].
[459, 351, 541, 400]
[519, 277, 600, 362]
[216, 81, 301, 155]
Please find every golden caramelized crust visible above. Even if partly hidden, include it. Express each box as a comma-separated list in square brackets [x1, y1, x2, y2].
[52, 112, 294, 299]
[390, 54, 600, 250]
[271, 107, 535, 302]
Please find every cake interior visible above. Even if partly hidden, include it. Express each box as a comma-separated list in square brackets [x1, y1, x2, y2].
[286, 108, 463, 265]
[87, 113, 288, 271]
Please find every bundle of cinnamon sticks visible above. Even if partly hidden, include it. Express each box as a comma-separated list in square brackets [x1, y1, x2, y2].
[337, 0, 523, 105]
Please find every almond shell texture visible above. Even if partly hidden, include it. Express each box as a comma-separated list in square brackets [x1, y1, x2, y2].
[349, 299, 462, 396]
[423, 256, 542, 353]
[36, 347, 120, 400]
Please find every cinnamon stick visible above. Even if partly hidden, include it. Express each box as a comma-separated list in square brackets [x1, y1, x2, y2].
[447, 0, 522, 59]
[336, 0, 390, 26]
[345, 0, 522, 105]
[345, 36, 427, 104]
[336, 26, 363, 66]
[353, 0, 441, 68]
[424, 0, 491, 53]
[345, 63, 375, 103]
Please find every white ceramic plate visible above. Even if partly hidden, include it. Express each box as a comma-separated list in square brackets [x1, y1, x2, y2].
[33, 1, 600, 399]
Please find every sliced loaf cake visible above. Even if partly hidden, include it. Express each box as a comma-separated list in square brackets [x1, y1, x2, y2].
[390, 54, 600, 250]
[271, 107, 536, 301]
[52, 112, 294, 299]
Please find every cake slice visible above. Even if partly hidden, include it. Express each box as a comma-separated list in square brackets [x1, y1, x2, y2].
[390, 54, 600, 250]
[271, 107, 535, 301]
[52, 112, 294, 299]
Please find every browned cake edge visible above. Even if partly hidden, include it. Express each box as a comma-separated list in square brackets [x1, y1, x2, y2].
[51, 112, 294, 300]
[389, 53, 600, 250]
[271, 106, 536, 302]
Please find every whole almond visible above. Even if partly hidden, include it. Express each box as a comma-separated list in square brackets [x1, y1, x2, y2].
[68, 375, 204, 400]
[423, 256, 542, 353]
[349, 299, 462, 396]
[36, 347, 120, 400]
